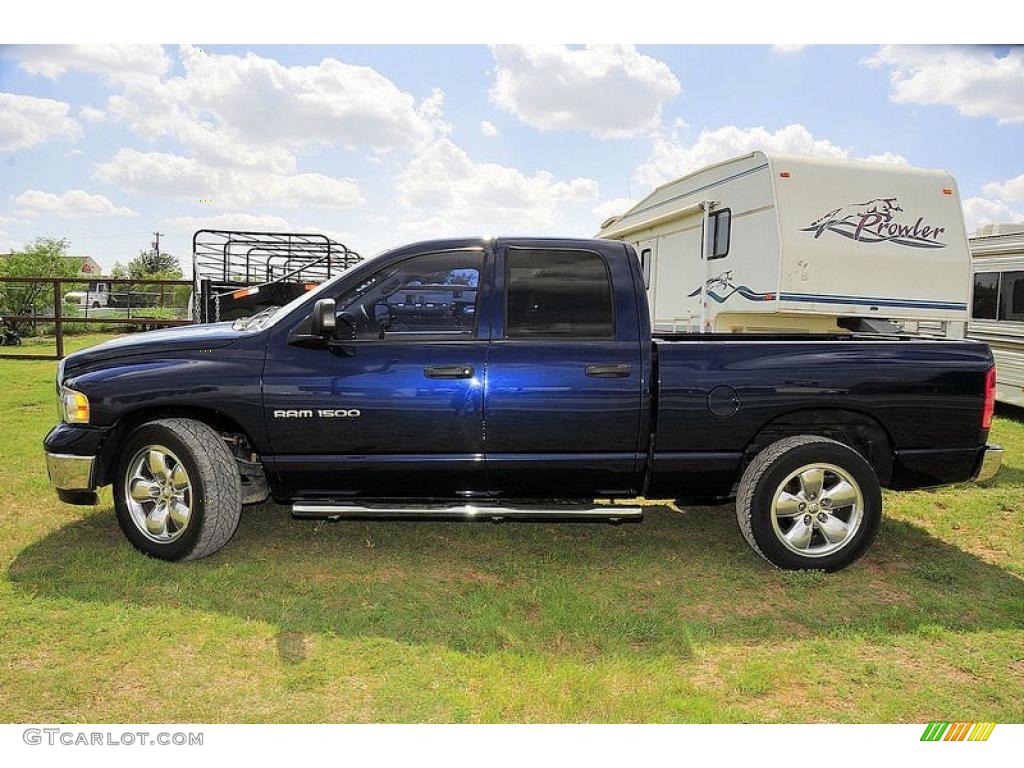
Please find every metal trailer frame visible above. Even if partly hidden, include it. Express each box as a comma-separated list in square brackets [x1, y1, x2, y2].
[191, 230, 362, 323]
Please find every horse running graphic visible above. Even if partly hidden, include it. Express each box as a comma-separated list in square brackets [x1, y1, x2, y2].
[686, 271, 774, 303]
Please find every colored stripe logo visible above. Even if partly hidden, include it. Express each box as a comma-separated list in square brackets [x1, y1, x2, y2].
[921, 722, 996, 741]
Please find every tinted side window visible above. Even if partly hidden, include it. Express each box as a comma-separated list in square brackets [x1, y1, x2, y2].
[335, 250, 482, 338]
[1001, 271, 1024, 322]
[971, 272, 999, 320]
[506, 249, 614, 338]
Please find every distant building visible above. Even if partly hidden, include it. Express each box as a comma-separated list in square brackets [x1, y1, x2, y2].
[0, 253, 103, 276]
[66, 255, 103, 276]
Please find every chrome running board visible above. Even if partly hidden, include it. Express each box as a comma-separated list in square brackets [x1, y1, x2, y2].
[291, 502, 642, 524]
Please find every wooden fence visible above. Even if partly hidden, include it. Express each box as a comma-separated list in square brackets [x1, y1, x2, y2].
[0, 276, 194, 360]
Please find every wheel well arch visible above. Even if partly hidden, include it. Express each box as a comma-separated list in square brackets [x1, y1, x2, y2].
[96, 406, 260, 486]
[743, 408, 894, 485]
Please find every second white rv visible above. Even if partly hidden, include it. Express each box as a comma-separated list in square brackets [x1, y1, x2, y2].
[597, 151, 971, 335]
[969, 223, 1024, 407]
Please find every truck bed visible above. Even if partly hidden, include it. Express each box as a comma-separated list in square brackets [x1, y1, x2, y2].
[648, 335, 992, 499]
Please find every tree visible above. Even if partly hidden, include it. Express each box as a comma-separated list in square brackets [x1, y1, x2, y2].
[112, 248, 183, 279]
[0, 237, 79, 333]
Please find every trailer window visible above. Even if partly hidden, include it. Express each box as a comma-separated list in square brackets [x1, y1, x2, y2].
[707, 209, 731, 260]
[971, 272, 999, 320]
[1000, 271, 1024, 322]
[506, 248, 614, 338]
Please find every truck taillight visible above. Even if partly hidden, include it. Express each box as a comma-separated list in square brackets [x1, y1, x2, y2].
[982, 367, 996, 429]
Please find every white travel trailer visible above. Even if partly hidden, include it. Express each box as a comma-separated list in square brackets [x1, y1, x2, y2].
[597, 151, 971, 335]
[969, 223, 1024, 407]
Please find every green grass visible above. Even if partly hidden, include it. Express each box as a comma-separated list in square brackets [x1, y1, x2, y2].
[0, 333, 1021, 722]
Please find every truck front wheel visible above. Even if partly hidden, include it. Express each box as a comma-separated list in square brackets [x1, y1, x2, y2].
[735, 435, 882, 572]
[113, 418, 242, 561]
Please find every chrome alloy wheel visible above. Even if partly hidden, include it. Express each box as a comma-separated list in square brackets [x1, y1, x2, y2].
[770, 462, 864, 558]
[124, 445, 193, 543]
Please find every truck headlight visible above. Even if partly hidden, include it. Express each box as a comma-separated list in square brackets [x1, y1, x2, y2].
[60, 387, 90, 424]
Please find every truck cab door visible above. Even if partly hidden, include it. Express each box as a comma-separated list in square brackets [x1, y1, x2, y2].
[483, 244, 646, 498]
[262, 247, 491, 499]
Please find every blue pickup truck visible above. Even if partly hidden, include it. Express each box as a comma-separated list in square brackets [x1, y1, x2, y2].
[44, 237, 1003, 571]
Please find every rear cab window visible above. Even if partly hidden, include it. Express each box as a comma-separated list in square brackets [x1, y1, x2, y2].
[505, 248, 615, 338]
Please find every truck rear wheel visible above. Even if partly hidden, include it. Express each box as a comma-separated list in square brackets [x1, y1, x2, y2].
[736, 435, 881, 572]
[113, 418, 242, 561]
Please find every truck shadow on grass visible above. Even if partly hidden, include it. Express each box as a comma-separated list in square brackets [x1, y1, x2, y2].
[9, 503, 1024, 658]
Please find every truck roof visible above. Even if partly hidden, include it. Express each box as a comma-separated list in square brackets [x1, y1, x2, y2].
[381, 236, 625, 257]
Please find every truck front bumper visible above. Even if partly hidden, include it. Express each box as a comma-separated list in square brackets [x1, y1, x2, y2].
[973, 444, 1003, 483]
[43, 423, 110, 505]
[45, 452, 98, 504]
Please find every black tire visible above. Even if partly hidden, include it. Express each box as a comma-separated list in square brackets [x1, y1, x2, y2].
[113, 418, 242, 561]
[736, 435, 882, 572]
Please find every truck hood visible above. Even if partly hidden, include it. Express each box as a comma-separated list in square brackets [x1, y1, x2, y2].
[62, 323, 245, 376]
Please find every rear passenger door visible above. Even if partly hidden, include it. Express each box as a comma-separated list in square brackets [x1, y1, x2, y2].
[483, 245, 645, 498]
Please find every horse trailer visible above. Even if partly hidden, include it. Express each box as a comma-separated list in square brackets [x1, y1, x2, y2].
[191, 230, 362, 323]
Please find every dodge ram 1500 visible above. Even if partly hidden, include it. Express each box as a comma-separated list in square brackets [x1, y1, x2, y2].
[44, 237, 1003, 570]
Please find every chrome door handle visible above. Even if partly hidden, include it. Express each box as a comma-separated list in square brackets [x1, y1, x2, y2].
[585, 363, 632, 377]
[424, 364, 474, 379]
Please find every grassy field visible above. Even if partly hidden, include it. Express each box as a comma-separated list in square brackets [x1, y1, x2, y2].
[0, 333, 1021, 722]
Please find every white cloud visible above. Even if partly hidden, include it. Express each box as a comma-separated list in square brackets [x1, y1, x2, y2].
[78, 105, 106, 123]
[104, 46, 444, 173]
[772, 45, 808, 55]
[480, 120, 500, 137]
[16, 44, 171, 81]
[962, 196, 1024, 233]
[864, 151, 909, 165]
[161, 213, 357, 252]
[983, 172, 1024, 202]
[633, 123, 850, 188]
[0, 92, 81, 151]
[13, 189, 137, 218]
[593, 197, 637, 226]
[960, 170, 1024, 233]
[161, 212, 293, 232]
[490, 45, 681, 139]
[866, 45, 1024, 124]
[395, 138, 599, 238]
[94, 148, 364, 210]
[0, 216, 20, 251]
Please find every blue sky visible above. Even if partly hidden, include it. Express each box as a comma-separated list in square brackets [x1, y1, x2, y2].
[1, 44, 1022, 273]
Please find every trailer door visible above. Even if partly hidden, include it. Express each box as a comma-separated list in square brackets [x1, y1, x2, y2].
[636, 238, 657, 324]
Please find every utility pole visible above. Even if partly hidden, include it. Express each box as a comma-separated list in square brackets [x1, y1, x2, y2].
[151, 231, 163, 258]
